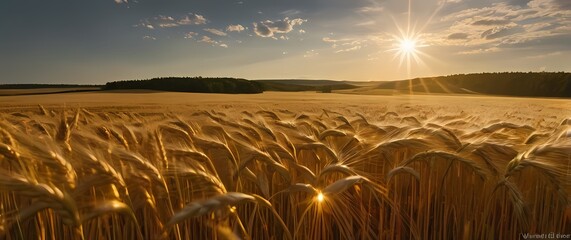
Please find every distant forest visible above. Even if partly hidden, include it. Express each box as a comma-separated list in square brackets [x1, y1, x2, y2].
[104, 77, 263, 94]
[441, 72, 571, 97]
[1, 72, 569, 97]
[378, 72, 571, 97]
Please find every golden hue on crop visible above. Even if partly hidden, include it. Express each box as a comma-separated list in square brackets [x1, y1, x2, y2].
[0, 102, 569, 239]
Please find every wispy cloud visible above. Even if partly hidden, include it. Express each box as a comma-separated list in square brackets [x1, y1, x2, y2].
[253, 17, 307, 38]
[472, 18, 511, 26]
[322, 36, 365, 51]
[177, 14, 207, 25]
[303, 49, 318, 58]
[114, 0, 128, 4]
[184, 32, 198, 39]
[136, 13, 207, 29]
[438, 0, 462, 4]
[335, 45, 362, 53]
[226, 24, 245, 32]
[356, 6, 384, 13]
[457, 47, 500, 55]
[204, 28, 227, 36]
[481, 24, 523, 40]
[281, 9, 301, 16]
[199, 36, 228, 48]
[447, 33, 469, 40]
[430, 0, 571, 54]
[356, 20, 376, 26]
[525, 51, 562, 59]
[322, 37, 338, 43]
[142, 35, 156, 40]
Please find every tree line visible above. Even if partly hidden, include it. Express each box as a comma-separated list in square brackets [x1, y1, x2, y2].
[414, 72, 571, 97]
[104, 77, 264, 94]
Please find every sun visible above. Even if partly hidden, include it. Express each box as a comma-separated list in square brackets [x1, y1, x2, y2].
[388, 34, 425, 75]
[399, 39, 417, 54]
[385, 0, 435, 80]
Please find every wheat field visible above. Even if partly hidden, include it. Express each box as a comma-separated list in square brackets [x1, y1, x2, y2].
[0, 92, 570, 239]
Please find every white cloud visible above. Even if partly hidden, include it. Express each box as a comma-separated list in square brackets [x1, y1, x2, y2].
[429, 0, 571, 54]
[142, 35, 156, 40]
[472, 18, 511, 26]
[447, 32, 469, 40]
[138, 23, 154, 29]
[199, 36, 214, 43]
[481, 24, 523, 39]
[204, 28, 227, 36]
[322, 37, 338, 43]
[525, 51, 562, 59]
[177, 14, 207, 25]
[199, 36, 228, 48]
[137, 13, 207, 29]
[226, 24, 245, 32]
[438, 0, 462, 4]
[322, 37, 365, 51]
[457, 47, 500, 55]
[281, 9, 301, 16]
[184, 32, 198, 39]
[356, 6, 384, 13]
[356, 20, 376, 26]
[528, 0, 571, 13]
[303, 50, 319, 58]
[253, 17, 307, 38]
[335, 45, 362, 53]
[114, 0, 128, 4]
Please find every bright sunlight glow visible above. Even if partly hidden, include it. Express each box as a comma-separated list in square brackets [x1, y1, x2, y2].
[316, 192, 324, 203]
[388, 34, 425, 79]
[400, 39, 416, 54]
[386, 0, 433, 80]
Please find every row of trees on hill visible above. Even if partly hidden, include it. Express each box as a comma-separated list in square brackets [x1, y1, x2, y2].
[104, 77, 263, 94]
[392, 72, 571, 97]
[440, 72, 571, 97]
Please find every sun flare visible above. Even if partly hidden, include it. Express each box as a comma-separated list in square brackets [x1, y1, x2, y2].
[399, 39, 417, 54]
[316, 192, 324, 203]
[388, 34, 426, 76]
[385, 0, 433, 80]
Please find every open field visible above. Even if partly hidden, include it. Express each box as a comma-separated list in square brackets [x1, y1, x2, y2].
[0, 88, 101, 97]
[0, 92, 570, 239]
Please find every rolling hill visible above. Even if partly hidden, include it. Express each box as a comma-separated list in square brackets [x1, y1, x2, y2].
[370, 72, 571, 97]
[1, 72, 569, 98]
[253, 79, 359, 92]
[104, 77, 263, 94]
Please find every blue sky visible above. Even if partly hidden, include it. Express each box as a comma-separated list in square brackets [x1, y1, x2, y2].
[1, 0, 570, 84]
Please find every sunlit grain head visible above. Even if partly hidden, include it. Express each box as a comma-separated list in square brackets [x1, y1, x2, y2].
[316, 192, 324, 203]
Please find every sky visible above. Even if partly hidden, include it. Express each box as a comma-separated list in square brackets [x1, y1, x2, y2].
[0, 0, 570, 84]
